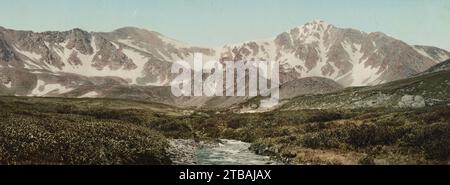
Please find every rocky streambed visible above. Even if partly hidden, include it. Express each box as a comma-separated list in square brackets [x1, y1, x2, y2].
[167, 139, 281, 165]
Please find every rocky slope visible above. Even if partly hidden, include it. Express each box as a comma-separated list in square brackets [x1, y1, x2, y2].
[0, 21, 449, 108]
[236, 77, 343, 112]
[421, 59, 450, 74]
[221, 20, 450, 86]
[279, 67, 450, 110]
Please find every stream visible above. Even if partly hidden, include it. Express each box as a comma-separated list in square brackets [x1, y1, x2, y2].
[196, 139, 279, 165]
[168, 139, 280, 165]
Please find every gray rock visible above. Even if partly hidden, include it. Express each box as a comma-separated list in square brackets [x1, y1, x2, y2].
[398, 95, 426, 108]
[166, 139, 199, 165]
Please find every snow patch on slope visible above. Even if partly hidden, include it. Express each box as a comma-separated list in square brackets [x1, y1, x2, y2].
[54, 39, 97, 74]
[121, 48, 149, 84]
[79, 91, 99, 98]
[118, 38, 182, 62]
[157, 35, 190, 48]
[30, 80, 74, 96]
[413, 47, 435, 62]
[413, 46, 450, 63]
[342, 41, 382, 86]
[14, 46, 42, 61]
[117, 39, 146, 51]
[4, 81, 12, 88]
[51, 37, 151, 85]
[437, 52, 450, 62]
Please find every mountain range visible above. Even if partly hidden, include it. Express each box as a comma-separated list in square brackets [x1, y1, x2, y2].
[0, 20, 449, 107]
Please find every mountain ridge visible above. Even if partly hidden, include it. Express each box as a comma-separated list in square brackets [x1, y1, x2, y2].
[1, 20, 449, 108]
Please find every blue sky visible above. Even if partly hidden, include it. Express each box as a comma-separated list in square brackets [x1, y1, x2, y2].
[0, 0, 449, 49]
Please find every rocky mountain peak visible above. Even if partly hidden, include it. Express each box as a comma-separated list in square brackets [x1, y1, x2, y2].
[289, 20, 334, 35]
[65, 28, 94, 55]
[0, 21, 449, 101]
[112, 26, 162, 40]
[220, 20, 450, 87]
[301, 20, 332, 30]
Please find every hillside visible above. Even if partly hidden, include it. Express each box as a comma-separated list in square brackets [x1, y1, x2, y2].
[0, 96, 188, 164]
[279, 69, 450, 110]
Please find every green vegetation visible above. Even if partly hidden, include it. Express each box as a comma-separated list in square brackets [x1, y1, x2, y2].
[0, 96, 449, 165]
[0, 96, 178, 165]
[157, 107, 450, 164]
[281, 70, 450, 110]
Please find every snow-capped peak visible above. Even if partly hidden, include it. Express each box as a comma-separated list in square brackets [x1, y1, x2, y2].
[309, 20, 331, 27]
[295, 20, 333, 32]
[1, 21, 449, 98]
[284, 20, 333, 44]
